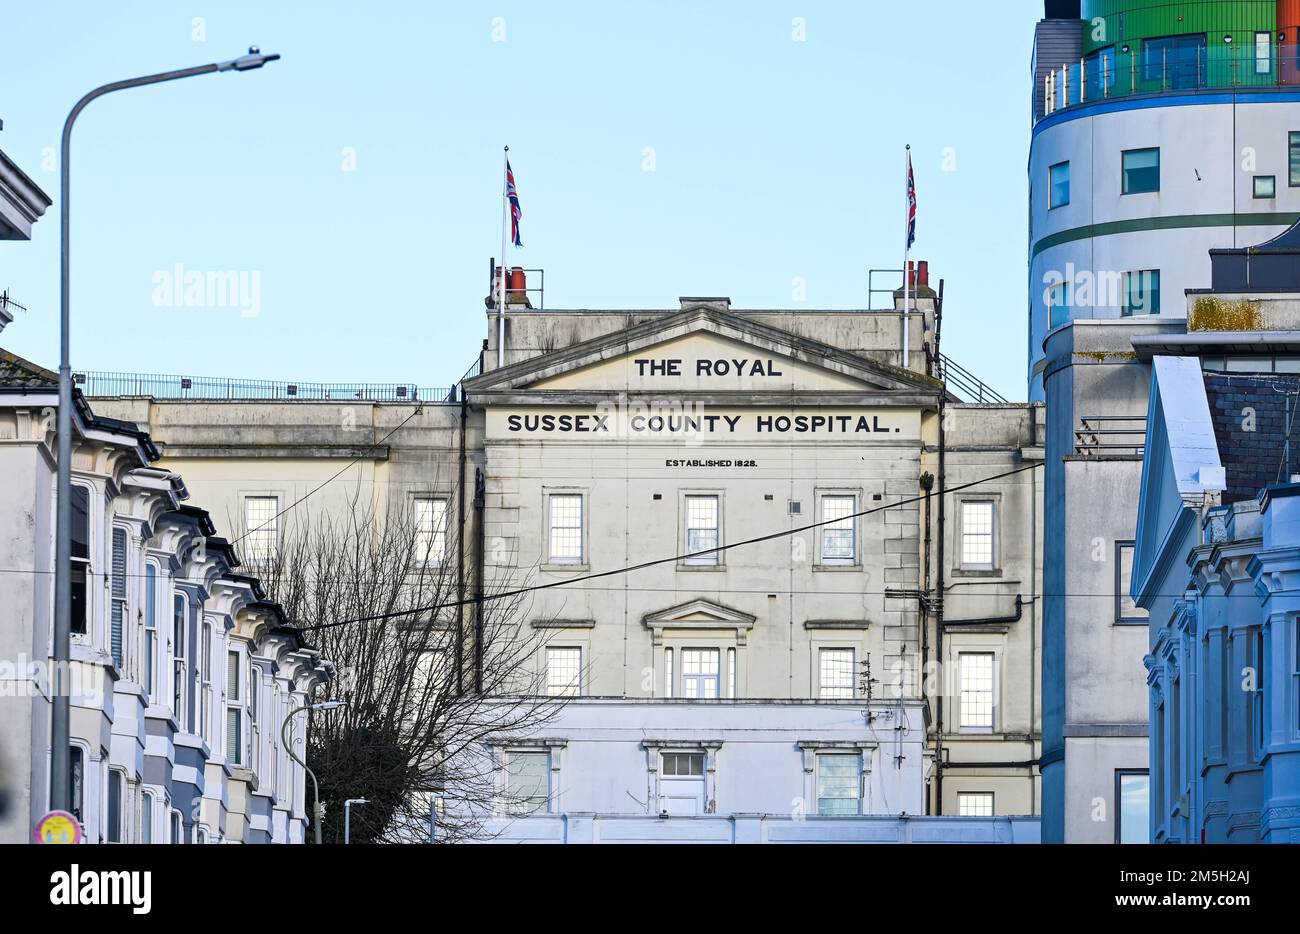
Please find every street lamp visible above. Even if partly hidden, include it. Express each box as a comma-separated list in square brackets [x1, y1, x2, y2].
[343, 798, 368, 845]
[50, 48, 280, 814]
[282, 699, 343, 845]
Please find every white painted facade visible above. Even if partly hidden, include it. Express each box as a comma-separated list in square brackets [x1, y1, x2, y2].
[91, 289, 1044, 841]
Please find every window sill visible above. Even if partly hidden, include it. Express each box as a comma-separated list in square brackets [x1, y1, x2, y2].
[676, 563, 726, 572]
[813, 563, 862, 572]
[1114, 618, 1150, 627]
[951, 567, 1000, 578]
[542, 563, 589, 573]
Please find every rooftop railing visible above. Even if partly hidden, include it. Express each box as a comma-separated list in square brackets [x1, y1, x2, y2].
[1040, 43, 1300, 121]
[937, 355, 1010, 404]
[76, 370, 462, 403]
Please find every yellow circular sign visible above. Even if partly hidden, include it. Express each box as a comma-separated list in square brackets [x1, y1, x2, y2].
[34, 810, 83, 845]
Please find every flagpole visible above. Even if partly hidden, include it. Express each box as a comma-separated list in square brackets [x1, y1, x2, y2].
[498, 145, 509, 369]
[903, 144, 911, 370]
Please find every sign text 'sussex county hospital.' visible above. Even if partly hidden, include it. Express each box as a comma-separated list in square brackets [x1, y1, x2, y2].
[491, 407, 916, 440]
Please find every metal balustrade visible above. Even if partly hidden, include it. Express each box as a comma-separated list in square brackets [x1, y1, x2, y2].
[1074, 415, 1148, 456]
[1041, 43, 1300, 121]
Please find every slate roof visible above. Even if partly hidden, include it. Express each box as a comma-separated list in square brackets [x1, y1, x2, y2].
[1204, 372, 1300, 504]
[0, 347, 57, 388]
[0, 345, 159, 458]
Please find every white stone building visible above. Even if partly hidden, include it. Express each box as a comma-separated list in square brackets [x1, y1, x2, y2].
[89, 272, 1045, 842]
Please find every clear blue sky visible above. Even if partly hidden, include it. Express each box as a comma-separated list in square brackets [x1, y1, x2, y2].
[2, 0, 1042, 400]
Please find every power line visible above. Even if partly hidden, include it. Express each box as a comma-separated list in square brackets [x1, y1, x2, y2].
[298, 461, 1045, 632]
[0, 561, 1235, 602]
[224, 401, 428, 551]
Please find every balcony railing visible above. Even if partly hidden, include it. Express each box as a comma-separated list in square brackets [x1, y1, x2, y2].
[1074, 415, 1148, 456]
[1040, 44, 1300, 121]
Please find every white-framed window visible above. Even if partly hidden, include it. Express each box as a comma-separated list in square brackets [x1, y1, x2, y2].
[661, 751, 705, 777]
[1115, 541, 1149, 623]
[143, 562, 158, 698]
[664, 647, 674, 698]
[545, 647, 581, 697]
[819, 647, 855, 699]
[109, 527, 128, 670]
[684, 495, 721, 566]
[547, 493, 584, 564]
[106, 768, 125, 843]
[243, 496, 279, 562]
[958, 792, 994, 817]
[414, 496, 448, 564]
[70, 483, 91, 636]
[959, 500, 996, 569]
[816, 753, 861, 815]
[226, 649, 244, 765]
[681, 648, 720, 699]
[170, 810, 183, 845]
[505, 750, 550, 814]
[959, 652, 995, 731]
[69, 745, 85, 824]
[172, 593, 187, 724]
[141, 791, 154, 845]
[200, 622, 213, 742]
[820, 494, 857, 563]
[727, 647, 736, 699]
[249, 660, 261, 775]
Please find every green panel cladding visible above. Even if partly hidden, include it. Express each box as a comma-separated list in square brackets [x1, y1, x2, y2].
[1066, 2, 1282, 96]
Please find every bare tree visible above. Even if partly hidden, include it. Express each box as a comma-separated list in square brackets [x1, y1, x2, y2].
[252, 482, 565, 843]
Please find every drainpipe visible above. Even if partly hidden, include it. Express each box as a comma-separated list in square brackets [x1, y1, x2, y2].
[456, 392, 468, 696]
[934, 279, 947, 814]
[943, 594, 1024, 627]
[473, 467, 486, 693]
[919, 473, 935, 813]
[1030, 420, 1040, 816]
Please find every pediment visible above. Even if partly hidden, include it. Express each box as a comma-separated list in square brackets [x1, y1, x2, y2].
[643, 598, 757, 645]
[463, 306, 942, 402]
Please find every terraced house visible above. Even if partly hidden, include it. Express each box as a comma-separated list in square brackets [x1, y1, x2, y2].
[0, 347, 334, 844]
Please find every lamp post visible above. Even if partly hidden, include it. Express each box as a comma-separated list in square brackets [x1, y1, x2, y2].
[50, 47, 281, 813]
[343, 798, 368, 844]
[282, 699, 344, 844]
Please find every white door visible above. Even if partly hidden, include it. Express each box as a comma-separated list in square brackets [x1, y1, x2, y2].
[659, 752, 706, 814]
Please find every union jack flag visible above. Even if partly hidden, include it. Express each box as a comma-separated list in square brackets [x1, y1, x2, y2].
[906, 149, 917, 250]
[506, 159, 522, 247]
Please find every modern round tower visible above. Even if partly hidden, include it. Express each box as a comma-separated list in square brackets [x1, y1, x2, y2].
[1028, 0, 1300, 398]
